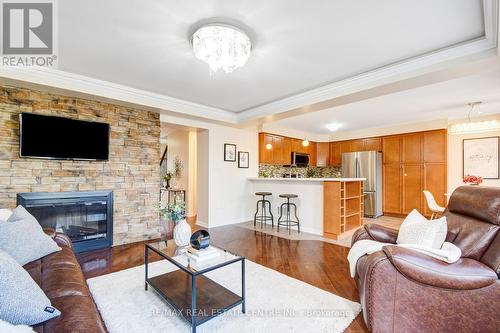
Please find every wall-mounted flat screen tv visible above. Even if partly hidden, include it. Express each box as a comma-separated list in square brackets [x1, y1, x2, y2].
[20, 113, 110, 160]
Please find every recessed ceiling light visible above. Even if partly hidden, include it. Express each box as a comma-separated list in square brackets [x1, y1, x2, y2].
[191, 24, 252, 73]
[326, 123, 342, 132]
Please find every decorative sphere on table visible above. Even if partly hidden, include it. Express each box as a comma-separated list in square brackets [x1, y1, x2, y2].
[190, 230, 211, 250]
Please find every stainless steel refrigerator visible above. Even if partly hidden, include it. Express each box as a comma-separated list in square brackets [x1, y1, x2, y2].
[342, 151, 383, 218]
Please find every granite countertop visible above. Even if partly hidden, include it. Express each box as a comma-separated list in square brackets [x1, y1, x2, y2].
[247, 177, 366, 182]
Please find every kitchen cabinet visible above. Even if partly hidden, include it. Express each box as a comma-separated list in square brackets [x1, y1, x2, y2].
[383, 164, 402, 214]
[316, 142, 330, 167]
[259, 133, 284, 164]
[382, 129, 447, 217]
[258, 133, 317, 165]
[307, 142, 317, 166]
[329, 142, 341, 167]
[324, 180, 364, 240]
[364, 137, 382, 151]
[402, 164, 423, 214]
[291, 139, 302, 154]
[349, 140, 365, 152]
[282, 138, 292, 165]
[402, 132, 423, 164]
[340, 141, 351, 155]
[383, 135, 402, 164]
[424, 130, 447, 163]
[259, 129, 446, 211]
[259, 133, 273, 164]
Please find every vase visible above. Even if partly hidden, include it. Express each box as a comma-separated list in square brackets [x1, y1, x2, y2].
[173, 219, 191, 247]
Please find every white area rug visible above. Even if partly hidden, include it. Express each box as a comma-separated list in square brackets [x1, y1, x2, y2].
[88, 259, 361, 333]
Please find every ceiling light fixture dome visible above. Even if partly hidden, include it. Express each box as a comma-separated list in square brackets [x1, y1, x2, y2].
[191, 23, 252, 73]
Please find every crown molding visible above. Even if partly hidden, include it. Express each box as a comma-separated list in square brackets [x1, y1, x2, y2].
[237, 0, 499, 122]
[0, 67, 238, 124]
[0, 0, 497, 126]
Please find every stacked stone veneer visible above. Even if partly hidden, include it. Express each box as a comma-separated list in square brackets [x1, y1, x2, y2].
[0, 85, 160, 245]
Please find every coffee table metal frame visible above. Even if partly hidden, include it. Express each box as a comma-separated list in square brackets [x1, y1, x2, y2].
[145, 242, 246, 333]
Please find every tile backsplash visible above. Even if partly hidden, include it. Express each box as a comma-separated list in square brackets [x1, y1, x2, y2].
[259, 164, 341, 178]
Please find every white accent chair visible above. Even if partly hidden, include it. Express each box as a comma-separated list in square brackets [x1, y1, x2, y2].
[423, 190, 445, 219]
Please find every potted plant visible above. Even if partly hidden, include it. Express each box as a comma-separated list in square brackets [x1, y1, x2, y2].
[159, 202, 190, 247]
[163, 172, 173, 189]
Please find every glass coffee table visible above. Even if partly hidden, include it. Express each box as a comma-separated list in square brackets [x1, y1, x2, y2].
[145, 241, 245, 333]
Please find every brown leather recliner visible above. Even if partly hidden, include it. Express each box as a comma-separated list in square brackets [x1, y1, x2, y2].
[351, 186, 500, 333]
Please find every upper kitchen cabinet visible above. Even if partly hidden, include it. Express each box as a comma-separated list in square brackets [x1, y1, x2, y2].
[316, 142, 330, 167]
[349, 139, 365, 152]
[259, 133, 273, 164]
[282, 137, 292, 165]
[259, 133, 284, 164]
[402, 132, 423, 164]
[340, 141, 351, 155]
[291, 138, 303, 154]
[329, 142, 341, 167]
[307, 142, 317, 166]
[424, 130, 447, 163]
[382, 135, 402, 164]
[364, 137, 382, 151]
[258, 133, 316, 165]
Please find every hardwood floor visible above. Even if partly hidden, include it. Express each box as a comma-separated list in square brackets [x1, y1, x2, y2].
[77, 223, 369, 332]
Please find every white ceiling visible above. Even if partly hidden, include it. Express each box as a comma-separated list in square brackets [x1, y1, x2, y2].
[270, 70, 500, 135]
[58, 0, 486, 112]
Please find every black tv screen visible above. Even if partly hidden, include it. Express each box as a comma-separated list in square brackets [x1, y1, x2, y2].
[20, 113, 109, 160]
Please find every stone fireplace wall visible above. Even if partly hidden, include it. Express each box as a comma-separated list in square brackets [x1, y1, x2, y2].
[0, 85, 160, 245]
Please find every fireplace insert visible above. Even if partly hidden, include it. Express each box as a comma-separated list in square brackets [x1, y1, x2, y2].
[17, 191, 113, 253]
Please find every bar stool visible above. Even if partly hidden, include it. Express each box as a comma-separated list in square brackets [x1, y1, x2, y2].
[253, 192, 274, 228]
[277, 194, 300, 234]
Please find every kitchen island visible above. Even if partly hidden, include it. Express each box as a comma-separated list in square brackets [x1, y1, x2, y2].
[248, 177, 365, 239]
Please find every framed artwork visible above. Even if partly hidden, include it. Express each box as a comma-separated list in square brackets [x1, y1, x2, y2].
[238, 151, 249, 168]
[224, 143, 237, 162]
[463, 136, 499, 179]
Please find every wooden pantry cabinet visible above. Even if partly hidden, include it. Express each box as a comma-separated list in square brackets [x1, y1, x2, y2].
[382, 129, 447, 217]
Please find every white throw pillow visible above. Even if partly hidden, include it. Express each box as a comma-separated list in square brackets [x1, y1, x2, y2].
[0, 208, 13, 222]
[396, 209, 447, 249]
[0, 206, 61, 266]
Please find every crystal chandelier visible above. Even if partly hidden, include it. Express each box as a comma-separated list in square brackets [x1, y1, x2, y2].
[191, 24, 252, 73]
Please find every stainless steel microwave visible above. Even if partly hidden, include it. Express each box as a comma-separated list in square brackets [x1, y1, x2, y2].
[291, 152, 310, 167]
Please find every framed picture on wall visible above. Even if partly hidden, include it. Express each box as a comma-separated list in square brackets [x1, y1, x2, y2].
[463, 136, 499, 179]
[224, 143, 237, 162]
[238, 151, 249, 168]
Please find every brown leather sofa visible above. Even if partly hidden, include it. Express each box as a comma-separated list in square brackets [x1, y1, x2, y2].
[23, 229, 107, 333]
[352, 186, 500, 333]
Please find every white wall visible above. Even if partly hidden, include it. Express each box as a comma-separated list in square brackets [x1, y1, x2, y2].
[160, 113, 259, 228]
[166, 129, 190, 190]
[165, 128, 198, 217]
[448, 129, 500, 193]
[196, 129, 209, 225]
